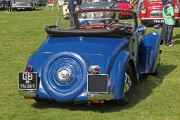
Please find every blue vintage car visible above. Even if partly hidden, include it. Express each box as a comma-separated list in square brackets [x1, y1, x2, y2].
[19, 8, 161, 104]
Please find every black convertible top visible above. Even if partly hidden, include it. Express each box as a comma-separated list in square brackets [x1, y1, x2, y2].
[45, 26, 133, 37]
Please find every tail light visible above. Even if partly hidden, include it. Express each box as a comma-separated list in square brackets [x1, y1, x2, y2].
[89, 66, 100, 74]
[127, 26, 134, 31]
[25, 65, 33, 72]
[175, 6, 179, 13]
[141, 5, 146, 14]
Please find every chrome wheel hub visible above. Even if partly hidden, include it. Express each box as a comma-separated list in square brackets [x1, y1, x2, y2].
[124, 72, 132, 93]
[58, 67, 71, 82]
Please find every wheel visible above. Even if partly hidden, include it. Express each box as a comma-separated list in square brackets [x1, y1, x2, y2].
[120, 63, 133, 104]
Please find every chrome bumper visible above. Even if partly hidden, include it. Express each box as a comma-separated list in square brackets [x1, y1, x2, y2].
[87, 77, 114, 100]
[19, 90, 36, 98]
[12, 5, 33, 9]
[141, 18, 163, 20]
[87, 92, 113, 101]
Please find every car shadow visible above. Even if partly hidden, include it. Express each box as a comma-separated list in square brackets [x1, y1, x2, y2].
[173, 34, 180, 44]
[31, 64, 177, 113]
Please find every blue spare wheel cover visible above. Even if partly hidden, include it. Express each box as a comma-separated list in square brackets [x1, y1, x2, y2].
[41, 52, 87, 101]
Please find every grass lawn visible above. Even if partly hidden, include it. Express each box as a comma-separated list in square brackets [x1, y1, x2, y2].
[0, 7, 180, 120]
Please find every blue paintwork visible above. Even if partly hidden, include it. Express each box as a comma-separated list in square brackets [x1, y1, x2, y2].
[24, 28, 161, 102]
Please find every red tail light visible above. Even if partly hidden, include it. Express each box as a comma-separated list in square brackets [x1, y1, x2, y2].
[127, 26, 134, 31]
[25, 65, 33, 72]
[94, 66, 100, 73]
[89, 65, 101, 74]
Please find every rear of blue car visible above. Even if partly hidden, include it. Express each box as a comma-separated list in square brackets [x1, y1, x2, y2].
[18, 31, 133, 103]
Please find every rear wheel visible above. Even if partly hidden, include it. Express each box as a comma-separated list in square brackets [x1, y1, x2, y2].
[116, 64, 133, 105]
[120, 64, 133, 104]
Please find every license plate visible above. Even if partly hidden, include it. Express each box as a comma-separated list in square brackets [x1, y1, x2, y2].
[19, 72, 38, 90]
[153, 19, 164, 23]
[87, 74, 108, 93]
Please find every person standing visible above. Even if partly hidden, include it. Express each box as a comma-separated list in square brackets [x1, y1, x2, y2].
[5, 0, 12, 13]
[162, 0, 175, 46]
[68, 0, 77, 28]
[132, 0, 143, 17]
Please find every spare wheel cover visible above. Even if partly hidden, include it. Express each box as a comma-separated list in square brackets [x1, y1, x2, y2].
[41, 52, 87, 101]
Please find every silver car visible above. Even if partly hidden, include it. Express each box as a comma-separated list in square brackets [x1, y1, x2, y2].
[12, 0, 36, 10]
[0, 0, 5, 8]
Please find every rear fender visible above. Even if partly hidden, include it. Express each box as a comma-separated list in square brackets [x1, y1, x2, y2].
[109, 51, 131, 100]
[140, 32, 161, 73]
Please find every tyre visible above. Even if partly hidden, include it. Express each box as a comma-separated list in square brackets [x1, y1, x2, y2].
[120, 63, 133, 104]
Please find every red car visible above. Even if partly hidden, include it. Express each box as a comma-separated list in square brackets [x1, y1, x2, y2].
[139, 0, 180, 26]
[118, 0, 133, 18]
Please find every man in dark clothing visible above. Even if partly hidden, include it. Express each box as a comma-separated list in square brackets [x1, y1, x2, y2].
[68, 0, 77, 27]
[5, 0, 12, 12]
[68, 0, 81, 28]
[162, 0, 167, 6]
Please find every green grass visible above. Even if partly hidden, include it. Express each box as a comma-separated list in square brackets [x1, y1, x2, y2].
[0, 7, 180, 120]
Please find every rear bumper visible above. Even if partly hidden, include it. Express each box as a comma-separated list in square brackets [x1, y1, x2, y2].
[19, 90, 36, 98]
[19, 90, 114, 101]
[87, 92, 113, 101]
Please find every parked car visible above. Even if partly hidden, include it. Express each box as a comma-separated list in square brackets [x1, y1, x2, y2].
[18, 8, 161, 104]
[35, 0, 46, 6]
[76, 0, 116, 10]
[0, 0, 5, 8]
[117, 0, 133, 18]
[75, 0, 117, 23]
[139, 0, 180, 26]
[12, 0, 36, 10]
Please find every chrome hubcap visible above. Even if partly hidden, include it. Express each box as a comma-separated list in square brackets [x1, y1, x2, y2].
[124, 72, 132, 93]
[58, 68, 71, 82]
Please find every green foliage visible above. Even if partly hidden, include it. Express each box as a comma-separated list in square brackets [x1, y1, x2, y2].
[0, 7, 180, 120]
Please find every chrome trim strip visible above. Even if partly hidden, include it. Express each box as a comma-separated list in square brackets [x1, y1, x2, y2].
[141, 17, 180, 20]
[141, 18, 163, 20]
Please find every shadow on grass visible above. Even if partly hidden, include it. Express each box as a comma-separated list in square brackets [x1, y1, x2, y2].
[32, 64, 177, 113]
[173, 34, 180, 44]
[173, 34, 180, 40]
